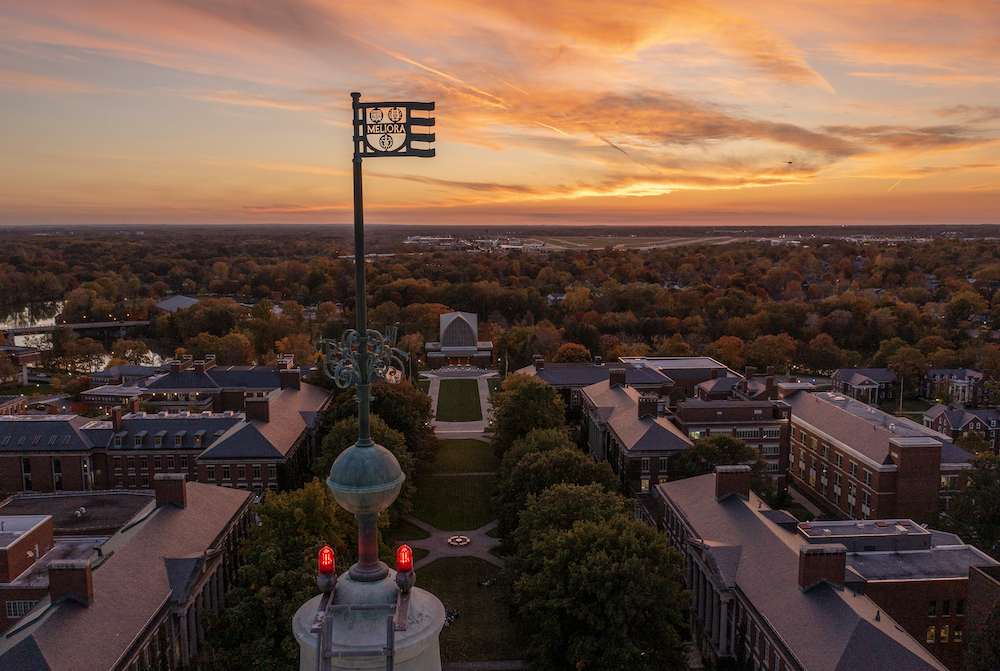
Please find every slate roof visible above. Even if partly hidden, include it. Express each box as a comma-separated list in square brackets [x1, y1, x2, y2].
[783, 391, 971, 469]
[923, 404, 1000, 431]
[154, 295, 200, 313]
[144, 365, 290, 391]
[199, 384, 329, 460]
[658, 474, 948, 671]
[0, 482, 252, 671]
[518, 362, 671, 388]
[88, 365, 159, 382]
[0, 416, 105, 453]
[87, 412, 244, 451]
[618, 356, 732, 381]
[926, 368, 983, 381]
[581, 380, 692, 454]
[697, 377, 741, 394]
[835, 368, 897, 386]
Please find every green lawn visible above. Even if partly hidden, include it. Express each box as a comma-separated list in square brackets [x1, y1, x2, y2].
[488, 377, 501, 395]
[418, 380, 430, 393]
[411, 475, 496, 530]
[421, 439, 498, 474]
[385, 517, 431, 543]
[1, 383, 54, 397]
[417, 557, 524, 662]
[435, 379, 482, 422]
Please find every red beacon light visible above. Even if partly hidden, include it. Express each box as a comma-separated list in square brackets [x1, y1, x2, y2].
[319, 546, 336, 574]
[317, 545, 336, 593]
[395, 544, 415, 593]
[396, 544, 413, 573]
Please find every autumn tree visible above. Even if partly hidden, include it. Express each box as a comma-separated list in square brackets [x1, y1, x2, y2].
[208, 480, 357, 670]
[936, 452, 1000, 560]
[552, 342, 592, 363]
[490, 373, 565, 458]
[506, 516, 688, 671]
[745, 334, 797, 373]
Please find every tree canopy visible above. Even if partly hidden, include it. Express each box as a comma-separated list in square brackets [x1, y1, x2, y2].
[490, 373, 565, 458]
[669, 435, 779, 507]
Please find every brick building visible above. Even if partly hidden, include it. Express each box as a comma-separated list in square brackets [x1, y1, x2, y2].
[0, 477, 253, 670]
[0, 396, 27, 416]
[618, 356, 736, 404]
[782, 391, 971, 520]
[142, 354, 302, 412]
[0, 380, 329, 495]
[581, 369, 692, 517]
[922, 404, 1000, 453]
[922, 369, 991, 407]
[832, 368, 897, 405]
[656, 467, 953, 671]
[672, 398, 791, 488]
[518, 356, 671, 412]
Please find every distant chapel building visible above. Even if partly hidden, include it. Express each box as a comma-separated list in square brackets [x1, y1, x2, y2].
[424, 312, 493, 369]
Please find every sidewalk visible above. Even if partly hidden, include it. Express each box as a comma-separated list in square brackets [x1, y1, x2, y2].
[403, 516, 503, 570]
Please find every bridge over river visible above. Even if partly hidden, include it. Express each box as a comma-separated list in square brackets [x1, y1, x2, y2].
[1, 320, 150, 337]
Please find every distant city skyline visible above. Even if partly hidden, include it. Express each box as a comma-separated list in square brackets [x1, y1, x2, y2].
[1, 0, 998, 226]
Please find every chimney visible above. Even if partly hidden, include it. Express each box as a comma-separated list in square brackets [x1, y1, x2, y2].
[797, 544, 847, 592]
[246, 397, 270, 422]
[279, 355, 294, 370]
[715, 464, 751, 501]
[131, 398, 141, 414]
[112, 406, 123, 433]
[711, 369, 718, 379]
[594, 356, 603, 366]
[48, 559, 94, 606]
[181, 355, 193, 371]
[533, 355, 544, 370]
[204, 354, 216, 370]
[170, 360, 182, 373]
[767, 366, 776, 377]
[194, 360, 206, 372]
[609, 368, 627, 388]
[660, 382, 671, 399]
[280, 368, 301, 390]
[638, 395, 658, 419]
[765, 376, 775, 398]
[745, 366, 757, 379]
[153, 473, 187, 508]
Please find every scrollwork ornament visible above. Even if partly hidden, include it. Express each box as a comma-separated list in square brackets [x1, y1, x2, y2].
[315, 328, 410, 388]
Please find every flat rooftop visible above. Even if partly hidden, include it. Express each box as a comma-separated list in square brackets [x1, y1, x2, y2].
[0, 492, 154, 536]
[619, 356, 728, 370]
[813, 392, 947, 440]
[798, 519, 928, 540]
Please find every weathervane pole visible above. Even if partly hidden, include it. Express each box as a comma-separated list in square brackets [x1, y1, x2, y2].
[316, 92, 435, 583]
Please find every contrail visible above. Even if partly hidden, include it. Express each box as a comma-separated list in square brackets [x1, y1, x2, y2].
[887, 178, 903, 193]
[535, 121, 569, 136]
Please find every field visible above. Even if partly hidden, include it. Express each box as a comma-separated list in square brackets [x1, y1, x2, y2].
[435, 378, 482, 422]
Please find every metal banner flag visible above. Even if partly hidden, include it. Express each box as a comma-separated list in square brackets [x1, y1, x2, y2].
[353, 94, 435, 159]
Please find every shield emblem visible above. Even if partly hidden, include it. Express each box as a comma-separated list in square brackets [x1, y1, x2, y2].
[365, 106, 407, 153]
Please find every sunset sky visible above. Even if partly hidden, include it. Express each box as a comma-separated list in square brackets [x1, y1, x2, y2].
[1, 0, 998, 227]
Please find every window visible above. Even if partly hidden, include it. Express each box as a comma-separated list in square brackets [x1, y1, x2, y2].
[254, 465, 262, 479]
[6, 600, 37, 619]
[799, 430, 807, 442]
[140, 456, 147, 469]
[940, 625, 949, 643]
[761, 444, 779, 456]
[735, 429, 758, 439]
[181, 455, 188, 469]
[174, 435, 183, 447]
[269, 465, 276, 479]
[641, 458, 650, 473]
[863, 469, 873, 486]
[942, 600, 950, 616]
[134, 436, 143, 447]
[763, 428, 781, 439]
[833, 473, 842, 498]
[154, 456, 161, 469]
[640, 477, 649, 492]
[52, 458, 62, 491]
[154, 434, 162, 447]
[207, 466, 215, 480]
[114, 435, 123, 447]
[21, 457, 31, 491]
[954, 628, 962, 642]
[926, 626, 936, 644]
[128, 456, 135, 470]
[957, 599, 965, 616]
[129, 475, 136, 486]
[849, 461, 858, 477]
[688, 430, 705, 439]
[167, 455, 174, 469]
[222, 466, 230, 480]
[114, 456, 121, 470]
[835, 453, 843, 468]
[822, 445, 830, 459]
[141, 474, 149, 486]
[941, 475, 958, 490]
[929, 600, 937, 617]
[658, 457, 668, 472]
[238, 465, 246, 480]
[810, 437, 818, 450]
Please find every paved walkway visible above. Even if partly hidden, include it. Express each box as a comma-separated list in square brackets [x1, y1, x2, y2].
[423, 369, 498, 436]
[403, 515, 503, 570]
[788, 486, 823, 517]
